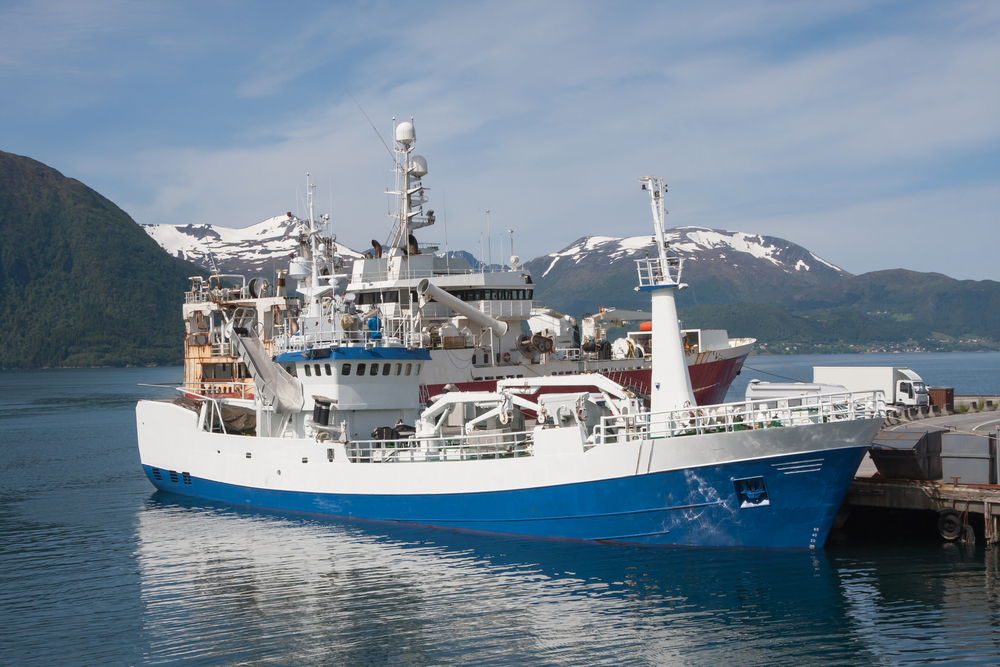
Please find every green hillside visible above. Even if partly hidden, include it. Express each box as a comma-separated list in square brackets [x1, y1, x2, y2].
[0, 151, 204, 367]
[781, 270, 1000, 341]
[677, 303, 909, 353]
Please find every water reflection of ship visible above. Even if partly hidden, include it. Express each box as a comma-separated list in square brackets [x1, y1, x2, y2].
[136, 494, 865, 666]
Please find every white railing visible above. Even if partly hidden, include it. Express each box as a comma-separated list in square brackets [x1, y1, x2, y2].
[635, 256, 681, 287]
[591, 391, 885, 444]
[179, 382, 255, 400]
[338, 430, 534, 463]
[481, 300, 533, 319]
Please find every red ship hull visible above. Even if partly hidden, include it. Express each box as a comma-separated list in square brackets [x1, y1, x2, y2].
[422, 347, 750, 407]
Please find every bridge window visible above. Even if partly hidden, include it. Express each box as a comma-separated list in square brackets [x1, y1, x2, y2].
[314, 364, 321, 377]
[303, 364, 312, 377]
[357, 363, 366, 376]
[382, 364, 390, 376]
[370, 363, 379, 376]
[324, 363, 332, 376]
[341, 363, 351, 376]
[415, 363, 421, 376]
[405, 363, 412, 376]
[394, 363, 402, 376]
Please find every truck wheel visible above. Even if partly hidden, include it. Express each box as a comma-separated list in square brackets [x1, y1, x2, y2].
[937, 509, 962, 540]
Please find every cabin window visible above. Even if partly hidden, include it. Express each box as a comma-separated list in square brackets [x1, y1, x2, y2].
[285, 365, 294, 374]
[472, 354, 477, 365]
[405, 363, 412, 376]
[324, 363, 332, 376]
[314, 364, 321, 377]
[415, 363, 421, 376]
[526, 290, 533, 299]
[394, 363, 402, 376]
[304, 364, 312, 377]
[370, 363, 379, 376]
[357, 363, 366, 376]
[382, 364, 391, 376]
[341, 363, 351, 376]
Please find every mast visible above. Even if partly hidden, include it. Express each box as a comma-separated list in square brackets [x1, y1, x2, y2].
[637, 176, 696, 414]
[308, 173, 318, 314]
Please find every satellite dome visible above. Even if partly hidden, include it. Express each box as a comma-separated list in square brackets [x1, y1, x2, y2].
[395, 121, 415, 145]
[410, 155, 428, 177]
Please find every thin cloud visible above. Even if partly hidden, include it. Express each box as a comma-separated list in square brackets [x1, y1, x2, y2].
[3, 0, 997, 281]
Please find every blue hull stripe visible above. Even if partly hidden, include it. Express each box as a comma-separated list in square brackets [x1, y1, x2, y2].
[143, 446, 867, 549]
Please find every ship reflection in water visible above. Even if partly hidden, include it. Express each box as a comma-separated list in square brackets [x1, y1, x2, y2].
[135, 494, 1000, 666]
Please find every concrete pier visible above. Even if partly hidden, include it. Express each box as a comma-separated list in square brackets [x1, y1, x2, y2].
[846, 410, 1000, 542]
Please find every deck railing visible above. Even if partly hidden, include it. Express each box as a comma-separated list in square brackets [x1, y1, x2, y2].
[339, 430, 534, 463]
[591, 390, 885, 444]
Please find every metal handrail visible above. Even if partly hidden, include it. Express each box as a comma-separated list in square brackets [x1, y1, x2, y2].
[341, 430, 534, 463]
[591, 390, 886, 444]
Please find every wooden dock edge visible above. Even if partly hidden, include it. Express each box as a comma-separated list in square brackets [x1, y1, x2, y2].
[847, 477, 1000, 543]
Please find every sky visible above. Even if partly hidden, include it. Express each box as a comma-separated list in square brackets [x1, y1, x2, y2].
[1, 0, 997, 280]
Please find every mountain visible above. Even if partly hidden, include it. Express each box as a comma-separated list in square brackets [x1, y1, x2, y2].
[0, 151, 205, 367]
[142, 215, 363, 278]
[523, 227, 849, 315]
[137, 217, 998, 352]
[525, 229, 999, 351]
[778, 270, 1000, 341]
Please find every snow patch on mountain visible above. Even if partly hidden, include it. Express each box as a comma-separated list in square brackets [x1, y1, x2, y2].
[143, 215, 363, 276]
[529, 227, 848, 278]
[809, 252, 843, 272]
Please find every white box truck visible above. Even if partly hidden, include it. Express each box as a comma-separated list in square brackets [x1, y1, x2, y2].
[812, 367, 928, 408]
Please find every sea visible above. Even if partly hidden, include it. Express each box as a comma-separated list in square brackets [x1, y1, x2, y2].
[2, 353, 1000, 666]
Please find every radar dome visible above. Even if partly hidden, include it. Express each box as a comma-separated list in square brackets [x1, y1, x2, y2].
[395, 121, 415, 145]
[410, 155, 428, 177]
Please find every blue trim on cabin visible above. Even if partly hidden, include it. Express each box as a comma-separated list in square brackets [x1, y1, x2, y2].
[637, 284, 680, 292]
[141, 446, 867, 549]
[275, 347, 432, 363]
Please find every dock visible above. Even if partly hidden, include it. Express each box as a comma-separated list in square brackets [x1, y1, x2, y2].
[845, 410, 1000, 542]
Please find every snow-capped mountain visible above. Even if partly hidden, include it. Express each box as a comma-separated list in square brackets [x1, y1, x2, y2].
[523, 226, 851, 315]
[142, 215, 363, 277]
[142, 219, 849, 317]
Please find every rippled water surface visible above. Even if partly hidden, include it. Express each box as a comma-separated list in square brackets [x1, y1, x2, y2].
[2, 366, 1000, 666]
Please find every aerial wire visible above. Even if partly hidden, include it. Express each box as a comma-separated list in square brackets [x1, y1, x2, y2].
[347, 90, 396, 164]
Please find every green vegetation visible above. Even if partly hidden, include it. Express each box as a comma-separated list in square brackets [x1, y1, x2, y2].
[677, 302, 999, 354]
[0, 150, 205, 367]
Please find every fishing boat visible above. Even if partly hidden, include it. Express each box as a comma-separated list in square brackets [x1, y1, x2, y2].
[136, 158, 885, 549]
[176, 120, 752, 407]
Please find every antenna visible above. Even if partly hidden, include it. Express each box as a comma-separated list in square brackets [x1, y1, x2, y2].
[486, 208, 492, 271]
[347, 90, 395, 164]
[443, 191, 450, 274]
[506, 227, 518, 269]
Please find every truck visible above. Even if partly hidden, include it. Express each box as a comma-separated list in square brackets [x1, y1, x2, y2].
[812, 367, 928, 408]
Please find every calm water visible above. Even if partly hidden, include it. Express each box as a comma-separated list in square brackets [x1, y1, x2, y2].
[3, 360, 1000, 666]
[727, 351, 1000, 402]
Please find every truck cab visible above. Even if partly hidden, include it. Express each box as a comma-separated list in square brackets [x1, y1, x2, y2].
[896, 370, 928, 407]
